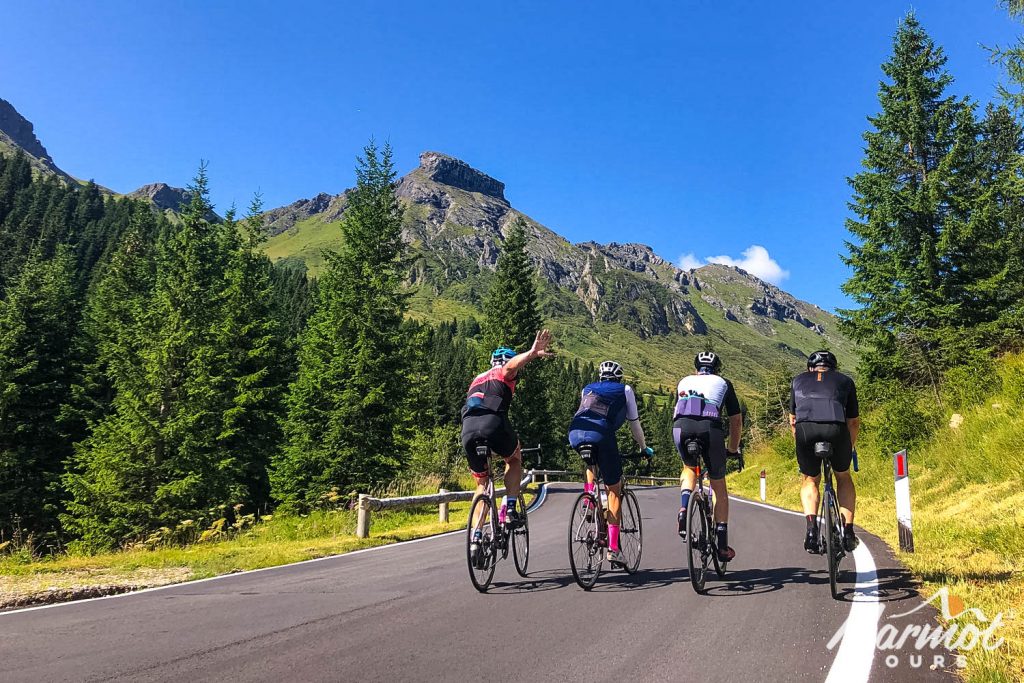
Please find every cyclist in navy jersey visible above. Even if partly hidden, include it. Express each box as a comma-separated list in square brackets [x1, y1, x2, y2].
[568, 361, 653, 566]
[461, 329, 554, 528]
[673, 351, 743, 563]
[790, 350, 861, 553]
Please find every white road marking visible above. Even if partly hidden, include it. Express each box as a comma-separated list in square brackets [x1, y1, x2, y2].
[1, 484, 554, 617]
[825, 542, 882, 683]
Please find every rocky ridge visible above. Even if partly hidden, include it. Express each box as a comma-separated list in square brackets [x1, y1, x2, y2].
[0, 98, 76, 183]
[266, 151, 846, 348]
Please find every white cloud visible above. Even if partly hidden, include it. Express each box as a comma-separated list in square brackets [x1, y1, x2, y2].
[678, 252, 703, 271]
[706, 245, 790, 285]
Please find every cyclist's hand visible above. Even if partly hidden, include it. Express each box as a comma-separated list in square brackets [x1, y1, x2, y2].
[531, 329, 555, 358]
[643, 446, 655, 459]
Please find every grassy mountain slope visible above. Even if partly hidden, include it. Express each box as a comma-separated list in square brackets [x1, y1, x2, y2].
[264, 151, 858, 391]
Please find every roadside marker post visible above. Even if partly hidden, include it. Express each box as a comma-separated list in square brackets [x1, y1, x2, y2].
[893, 449, 914, 552]
[439, 489, 449, 523]
[357, 494, 371, 538]
[759, 469, 766, 502]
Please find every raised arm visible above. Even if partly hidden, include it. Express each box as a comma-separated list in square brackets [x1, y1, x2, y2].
[504, 329, 554, 379]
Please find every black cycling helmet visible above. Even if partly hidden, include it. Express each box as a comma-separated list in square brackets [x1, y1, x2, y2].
[694, 351, 722, 374]
[807, 350, 838, 370]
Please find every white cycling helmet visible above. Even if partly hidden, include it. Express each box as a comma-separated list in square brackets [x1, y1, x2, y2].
[599, 360, 624, 382]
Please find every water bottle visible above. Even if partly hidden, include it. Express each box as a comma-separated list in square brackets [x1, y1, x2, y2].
[600, 490, 608, 509]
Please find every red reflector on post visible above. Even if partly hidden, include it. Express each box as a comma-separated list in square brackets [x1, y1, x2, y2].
[894, 450, 907, 479]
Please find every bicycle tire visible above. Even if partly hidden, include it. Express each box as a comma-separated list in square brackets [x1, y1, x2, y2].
[824, 488, 840, 600]
[686, 491, 709, 594]
[620, 488, 643, 574]
[512, 493, 530, 576]
[568, 492, 602, 590]
[467, 494, 497, 592]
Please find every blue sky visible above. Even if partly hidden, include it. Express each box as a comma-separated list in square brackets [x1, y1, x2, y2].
[2, 1, 1020, 310]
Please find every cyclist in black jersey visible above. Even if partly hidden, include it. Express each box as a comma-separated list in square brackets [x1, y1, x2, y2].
[789, 350, 861, 553]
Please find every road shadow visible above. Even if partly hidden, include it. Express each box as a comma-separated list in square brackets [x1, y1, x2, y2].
[834, 566, 921, 604]
[485, 569, 576, 594]
[702, 565, 828, 596]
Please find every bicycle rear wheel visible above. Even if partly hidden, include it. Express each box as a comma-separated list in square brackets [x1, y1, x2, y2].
[512, 493, 530, 576]
[824, 488, 841, 600]
[619, 489, 643, 574]
[467, 494, 497, 592]
[568, 492, 602, 590]
[686, 492, 709, 594]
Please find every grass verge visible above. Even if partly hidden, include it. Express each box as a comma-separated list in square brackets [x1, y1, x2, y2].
[1, 484, 540, 610]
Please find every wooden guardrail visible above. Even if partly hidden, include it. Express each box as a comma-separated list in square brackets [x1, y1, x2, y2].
[355, 469, 679, 538]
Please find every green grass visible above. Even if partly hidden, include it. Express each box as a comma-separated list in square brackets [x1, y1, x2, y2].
[1, 481, 540, 608]
[727, 353, 1024, 682]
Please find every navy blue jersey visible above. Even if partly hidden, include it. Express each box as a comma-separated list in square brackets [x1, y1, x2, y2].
[571, 381, 638, 433]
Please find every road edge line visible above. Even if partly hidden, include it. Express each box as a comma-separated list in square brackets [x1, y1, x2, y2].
[1, 483, 553, 617]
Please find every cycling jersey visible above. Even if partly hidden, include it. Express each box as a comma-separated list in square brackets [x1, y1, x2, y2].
[790, 370, 859, 424]
[571, 381, 639, 434]
[462, 366, 516, 417]
[567, 382, 639, 487]
[674, 373, 740, 425]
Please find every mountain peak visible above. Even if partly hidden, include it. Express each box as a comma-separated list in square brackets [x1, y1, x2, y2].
[0, 98, 75, 182]
[417, 151, 506, 202]
[129, 182, 220, 221]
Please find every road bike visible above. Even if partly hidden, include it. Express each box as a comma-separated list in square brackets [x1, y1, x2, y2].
[682, 438, 742, 594]
[466, 442, 530, 592]
[814, 441, 846, 600]
[566, 446, 643, 590]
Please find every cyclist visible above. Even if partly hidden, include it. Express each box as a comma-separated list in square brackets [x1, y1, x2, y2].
[462, 329, 554, 559]
[790, 350, 861, 553]
[673, 351, 742, 563]
[568, 360, 653, 566]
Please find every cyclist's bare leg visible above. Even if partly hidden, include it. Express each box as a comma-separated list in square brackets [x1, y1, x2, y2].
[471, 469, 489, 528]
[680, 465, 697, 493]
[709, 477, 729, 523]
[800, 474, 821, 516]
[606, 481, 622, 526]
[834, 470, 856, 525]
[503, 445, 522, 498]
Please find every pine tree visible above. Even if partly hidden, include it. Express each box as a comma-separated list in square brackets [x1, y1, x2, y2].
[0, 250, 79, 542]
[213, 195, 289, 512]
[841, 13, 975, 385]
[481, 216, 557, 459]
[64, 164, 243, 547]
[274, 141, 408, 510]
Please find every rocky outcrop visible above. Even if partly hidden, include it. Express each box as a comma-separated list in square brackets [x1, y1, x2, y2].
[417, 151, 506, 202]
[129, 183, 221, 222]
[264, 192, 335, 234]
[0, 98, 76, 182]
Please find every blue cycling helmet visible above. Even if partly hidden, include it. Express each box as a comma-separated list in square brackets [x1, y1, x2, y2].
[491, 347, 516, 366]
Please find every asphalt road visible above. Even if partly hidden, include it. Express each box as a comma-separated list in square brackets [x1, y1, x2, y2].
[0, 484, 957, 682]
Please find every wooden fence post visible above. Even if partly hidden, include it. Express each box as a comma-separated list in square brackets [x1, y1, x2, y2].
[357, 494, 371, 538]
[439, 489, 449, 523]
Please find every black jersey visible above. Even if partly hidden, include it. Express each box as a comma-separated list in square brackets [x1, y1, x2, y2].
[790, 369, 859, 424]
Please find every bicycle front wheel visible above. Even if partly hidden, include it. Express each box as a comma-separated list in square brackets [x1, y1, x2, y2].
[619, 489, 643, 574]
[512, 493, 530, 577]
[467, 494, 497, 592]
[568, 492, 602, 590]
[686, 493, 709, 594]
[825, 490, 841, 600]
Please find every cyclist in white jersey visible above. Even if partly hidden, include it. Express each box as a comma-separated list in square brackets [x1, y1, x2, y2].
[672, 351, 743, 562]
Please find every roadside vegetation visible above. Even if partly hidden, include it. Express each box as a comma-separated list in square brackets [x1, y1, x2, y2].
[0, 475, 540, 609]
